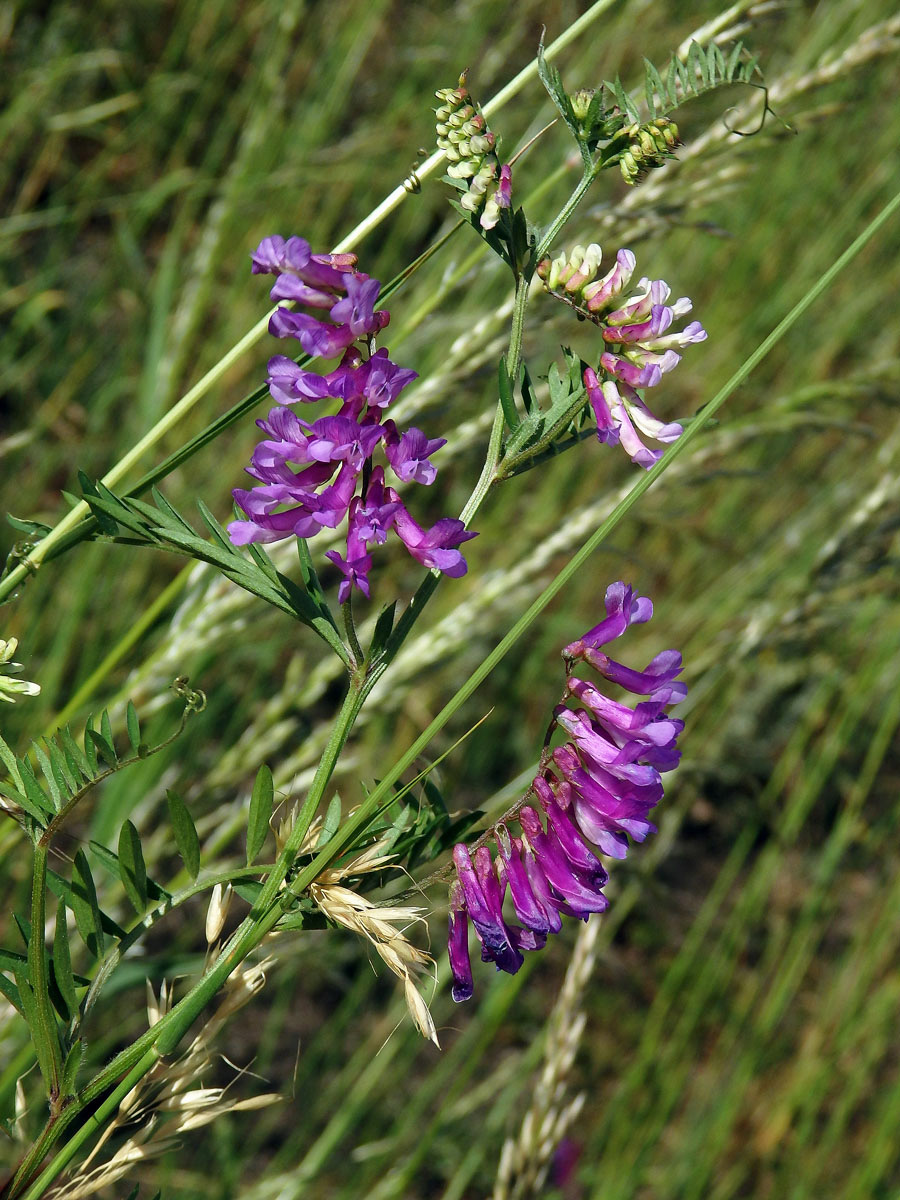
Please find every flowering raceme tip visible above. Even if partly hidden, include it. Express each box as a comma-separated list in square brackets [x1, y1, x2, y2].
[448, 582, 685, 1002]
[537, 244, 707, 468]
[435, 74, 512, 231]
[228, 236, 477, 602]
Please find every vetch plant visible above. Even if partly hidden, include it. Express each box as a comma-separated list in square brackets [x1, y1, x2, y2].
[1, 23, 895, 1200]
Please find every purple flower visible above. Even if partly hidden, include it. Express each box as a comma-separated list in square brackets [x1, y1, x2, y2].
[268, 308, 358, 359]
[452, 845, 523, 975]
[305, 461, 358, 529]
[449, 581, 685, 1000]
[228, 486, 322, 544]
[266, 356, 334, 405]
[269, 276, 336, 308]
[300, 415, 385, 470]
[448, 881, 474, 1002]
[383, 422, 446, 485]
[353, 468, 401, 545]
[518, 807, 609, 919]
[585, 369, 683, 469]
[387, 490, 478, 577]
[563, 582, 653, 660]
[325, 499, 374, 603]
[359, 349, 418, 409]
[250, 235, 357, 290]
[495, 825, 556, 935]
[329, 274, 388, 338]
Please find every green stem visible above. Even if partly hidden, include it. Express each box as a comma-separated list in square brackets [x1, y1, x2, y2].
[17, 1048, 161, 1200]
[342, 597, 365, 670]
[26, 846, 61, 1100]
[532, 165, 597, 265]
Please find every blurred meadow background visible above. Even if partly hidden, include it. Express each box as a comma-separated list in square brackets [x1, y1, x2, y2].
[2, 0, 900, 1196]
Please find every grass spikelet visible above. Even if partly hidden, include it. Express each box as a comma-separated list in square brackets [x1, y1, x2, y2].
[493, 918, 601, 1199]
[310, 880, 439, 1047]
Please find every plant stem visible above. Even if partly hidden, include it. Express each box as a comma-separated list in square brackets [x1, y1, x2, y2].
[25, 847, 60, 1100]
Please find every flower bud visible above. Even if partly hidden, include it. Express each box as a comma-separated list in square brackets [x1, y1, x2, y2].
[571, 88, 595, 120]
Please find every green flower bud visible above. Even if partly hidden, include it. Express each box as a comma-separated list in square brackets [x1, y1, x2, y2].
[571, 88, 595, 121]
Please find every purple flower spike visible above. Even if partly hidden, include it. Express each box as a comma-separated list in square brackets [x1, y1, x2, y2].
[448, 881, 474, 1002]
[238, 234, 481, 609]
[450, 581, 685, 1000]
[383, 422, 446, 485]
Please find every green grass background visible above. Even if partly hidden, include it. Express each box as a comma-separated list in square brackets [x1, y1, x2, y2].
[2, 0, 900, 1196]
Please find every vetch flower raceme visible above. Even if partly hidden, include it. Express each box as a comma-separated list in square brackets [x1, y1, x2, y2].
[537, 245, 707, 468]
[435, 73, 512, 231]
[448, 582, 685, 1001]
[228, 237, 477, 601]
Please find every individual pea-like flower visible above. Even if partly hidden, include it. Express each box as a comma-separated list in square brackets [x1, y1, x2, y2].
[537, 244, 706, 468]
[228, 237, 477, 599]
[0, 638, 41, 704]
[584, 366, 683, 469]
[435, 73, 513, 231]
[448, 581, 685, 1001]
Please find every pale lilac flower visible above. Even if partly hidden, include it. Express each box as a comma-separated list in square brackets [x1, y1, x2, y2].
[538, 246, 705, 466]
